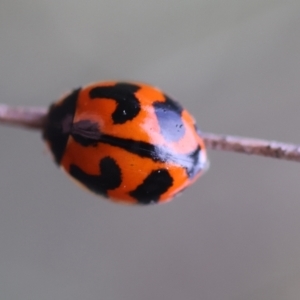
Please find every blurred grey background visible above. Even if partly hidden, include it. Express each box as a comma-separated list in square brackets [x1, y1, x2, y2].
[1, 1, 300, 299]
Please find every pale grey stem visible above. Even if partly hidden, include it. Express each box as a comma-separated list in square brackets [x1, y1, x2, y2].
[0, 104, 47, 129]
[202, 132, 300, 162]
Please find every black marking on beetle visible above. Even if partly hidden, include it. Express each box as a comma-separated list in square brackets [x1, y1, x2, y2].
[153, 96, 185, 142]
[89, 83, 141, 124]
[43, 88, 80, 164]
[129, 169, 173, 204]
[70, 120, 204, 179]
[100, 134, 163, 161]
[69, 157, 122, 196]
[70, 121, 162, 160]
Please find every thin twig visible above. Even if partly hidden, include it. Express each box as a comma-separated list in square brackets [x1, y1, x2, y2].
[201, 132, 300, 162]
[0, 104, 300, 163]
[0, 104, 47, 129]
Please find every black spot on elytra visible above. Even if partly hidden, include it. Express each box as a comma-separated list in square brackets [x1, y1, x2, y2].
[69, 157, 122, 196]
[129, 169, 173, 204]
[43, 88, 80, 164]
[89, 83, 141, 124]
[153, 96, 185, 142]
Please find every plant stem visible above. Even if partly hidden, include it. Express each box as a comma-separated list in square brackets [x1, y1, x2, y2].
[0, 104, 47, 129]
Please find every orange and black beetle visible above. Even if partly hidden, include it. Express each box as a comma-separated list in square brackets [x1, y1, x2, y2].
[43, 81, 208, 204]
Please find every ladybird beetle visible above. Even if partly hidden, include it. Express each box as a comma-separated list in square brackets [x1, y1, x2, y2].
[43, 81, 208, 204]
